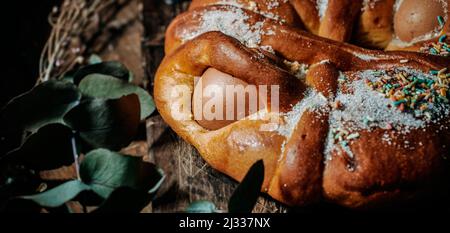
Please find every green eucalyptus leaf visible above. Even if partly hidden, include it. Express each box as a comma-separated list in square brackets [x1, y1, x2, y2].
[186, 201, 217, 213]
[73, 61, 129, 84]
[147, 168, 165, 195]
[228, 160, 264, 213]
[1, 80, 81, 132]
[88, 54, 102, 65]
[62, 75, 75, 83]
[60, 69, 77, 84]
[63, 94, 140, 150]
[18, 180, 91, 208]
[4, 124, 75, 170]
[78, 74, 155, 120]
[80, 148, 162, 199]
[87, 151, 165, 213]
[12, 149, 165, 210]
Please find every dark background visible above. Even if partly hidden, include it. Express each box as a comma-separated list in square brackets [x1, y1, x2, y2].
[0, 1, 60, 154]
[1, 1, 61, 107]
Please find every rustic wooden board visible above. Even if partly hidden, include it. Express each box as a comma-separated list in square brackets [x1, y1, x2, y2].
[143, 0, 287, 213]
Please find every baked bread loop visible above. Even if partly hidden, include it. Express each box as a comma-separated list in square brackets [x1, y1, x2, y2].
[156, 32, 304, 192]
[289, 0, 321, 34]
[165, 5, 449, 68]
[155, 24, 450, 207]
[290, 0, 450, 51]
[189, 0, 303, 27]
[289, 0, 391, 45]
[156, 0, 450, 208]
[317, 0, 363, 42]
[180, 0, 450, 52]
[355, 0, 395, 49]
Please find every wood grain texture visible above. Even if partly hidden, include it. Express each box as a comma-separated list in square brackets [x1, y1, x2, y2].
[143, 0, 286, 213]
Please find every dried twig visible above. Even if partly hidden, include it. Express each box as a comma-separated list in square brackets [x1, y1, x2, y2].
[38, 0, 133, 84]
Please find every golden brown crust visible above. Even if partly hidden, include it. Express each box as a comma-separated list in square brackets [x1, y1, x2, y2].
[189, 0, 303, 27]
[289, 0, 320, 33]
[305, 62, 339, 97]
[323, 126, 450, 208]
[165, 5, 449, 68]
[155, 27, 450, 208]
[318, 0, 363, 41]
[276, 110, 329, 205]
[270, 62, 339, 205]
[182, 0, 450, 52]
[290, 0, 449, 51]
[355, 0, 395, 49]
[155, 1, 450, 209]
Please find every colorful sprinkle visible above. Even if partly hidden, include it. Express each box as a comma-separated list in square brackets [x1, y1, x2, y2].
[331, 128, 360, 150]
[386, 123, 393, 130]
[438, 16, 445, 27]
[346, 133, 360, 140]
[363, 116, 375, 126]
[421, 40, 450, 57]
[420, 16, 449, 56]
[430, 70, 439, 75]
[366, 68, 450, 119]
[400, 59, 409, 63]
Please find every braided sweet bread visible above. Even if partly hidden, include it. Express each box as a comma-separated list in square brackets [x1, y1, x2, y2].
[155, 2, 450, 208]
[183, 0, 450, 52]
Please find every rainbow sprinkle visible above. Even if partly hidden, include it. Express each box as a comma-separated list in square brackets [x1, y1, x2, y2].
[331, 128, 359, 151]
[438, 15, 445, 27]
[420, 35, 449, 57]
[366, 68, 450, 119]
[420, 15, 448, 56]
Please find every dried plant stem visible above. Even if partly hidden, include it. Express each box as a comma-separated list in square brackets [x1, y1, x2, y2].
[70, 135, 81, 181]
[38, 0, 117, 84]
